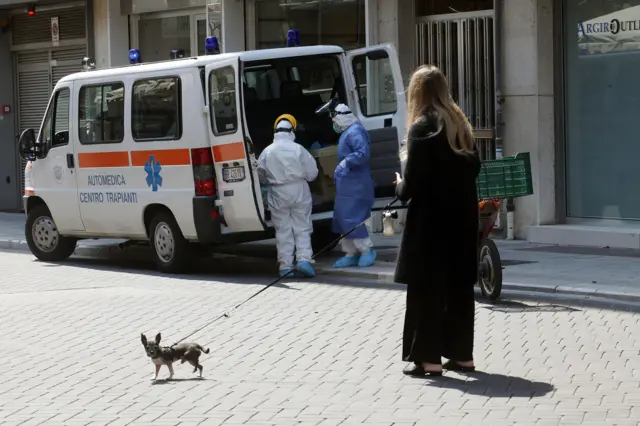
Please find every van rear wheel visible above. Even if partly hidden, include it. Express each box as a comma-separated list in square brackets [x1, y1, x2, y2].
[25, 204, 77, 262]
[149, 212, 191, 274]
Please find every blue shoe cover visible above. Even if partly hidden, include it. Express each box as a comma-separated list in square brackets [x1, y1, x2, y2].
[333, 255, 360, 268]
[279, 268, 294, 278]
[296, 261, 316, 277]
[358, 250, 377, 267]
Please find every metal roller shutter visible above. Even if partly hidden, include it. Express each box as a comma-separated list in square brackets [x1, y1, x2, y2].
[12, 4, 87, 205]
[11, 6, 86, 46]
[16, 51, 50, 195]
[15, 46, 85, 195]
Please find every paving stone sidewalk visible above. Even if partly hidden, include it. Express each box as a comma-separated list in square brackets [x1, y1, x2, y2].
[0, 250, 640, 425]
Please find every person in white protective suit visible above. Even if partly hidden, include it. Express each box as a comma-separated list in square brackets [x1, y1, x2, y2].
[258, 114, 319, 278]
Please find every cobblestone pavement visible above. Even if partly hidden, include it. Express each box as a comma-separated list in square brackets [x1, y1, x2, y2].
[0, 251, 639, 425]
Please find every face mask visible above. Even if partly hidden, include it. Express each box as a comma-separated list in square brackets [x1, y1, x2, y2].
[332, 123, 342, 134]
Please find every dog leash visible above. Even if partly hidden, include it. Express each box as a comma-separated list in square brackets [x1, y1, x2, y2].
[170, 198, 400, 347]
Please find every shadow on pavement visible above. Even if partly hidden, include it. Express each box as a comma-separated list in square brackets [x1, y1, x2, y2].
[151, 377, 207, 385]
[33, 256, 300, 290]
[477, 299, 582, 313]
[425, 371, 555, 398]
[33, 256, 409, 292]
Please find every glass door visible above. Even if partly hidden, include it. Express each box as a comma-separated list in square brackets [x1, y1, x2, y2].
[194, 14, 207, 56]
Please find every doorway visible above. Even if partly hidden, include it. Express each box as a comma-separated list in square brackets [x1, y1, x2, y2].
[415, 8, 496, 160]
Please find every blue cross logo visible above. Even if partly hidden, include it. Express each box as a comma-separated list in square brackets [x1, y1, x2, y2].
[144, 156, 163, 192]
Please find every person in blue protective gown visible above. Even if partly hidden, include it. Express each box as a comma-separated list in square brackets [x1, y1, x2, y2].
[258, 114, 319, 278]
[331, 103, 377, 268]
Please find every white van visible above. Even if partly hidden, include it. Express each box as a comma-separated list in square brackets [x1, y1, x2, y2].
[18, 43, 406, 273]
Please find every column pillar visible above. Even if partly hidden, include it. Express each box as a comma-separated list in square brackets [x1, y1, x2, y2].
[93, 0, 129, 68]
[371, 0, 415, 84]
[500, 0, 555, 237]
[222, 0, 245, 53]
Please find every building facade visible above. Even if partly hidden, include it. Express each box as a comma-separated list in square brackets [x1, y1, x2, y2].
[1, 0, 635, 248]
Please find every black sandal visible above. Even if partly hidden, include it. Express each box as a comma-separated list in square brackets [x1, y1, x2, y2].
[403, 363, 443, 377]
[443, 361, 476, 372]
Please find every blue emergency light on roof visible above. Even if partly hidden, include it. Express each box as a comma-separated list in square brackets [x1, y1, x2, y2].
[128, 49, 141, 64]
[205, 36, 220, 55]
[286, 29, 301, 47]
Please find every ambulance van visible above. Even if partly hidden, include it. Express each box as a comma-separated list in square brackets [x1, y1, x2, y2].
[18, 36, 406, 273]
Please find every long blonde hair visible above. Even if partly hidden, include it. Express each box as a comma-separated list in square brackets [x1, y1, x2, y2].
[400, 65, 475, 162]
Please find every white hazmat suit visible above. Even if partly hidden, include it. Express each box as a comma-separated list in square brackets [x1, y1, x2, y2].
[257, 118, 319, 277]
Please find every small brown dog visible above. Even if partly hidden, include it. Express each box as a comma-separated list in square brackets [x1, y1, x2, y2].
[141, 333, 210, 381]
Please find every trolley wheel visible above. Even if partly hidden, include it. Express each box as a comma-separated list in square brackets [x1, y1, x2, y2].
[25, 204, 77, 262]
[478, 238, 503, 300]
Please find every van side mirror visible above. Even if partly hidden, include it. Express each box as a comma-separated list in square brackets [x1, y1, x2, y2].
[17, 128, 36, 161]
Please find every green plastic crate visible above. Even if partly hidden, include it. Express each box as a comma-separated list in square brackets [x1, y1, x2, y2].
[477, 152, 533, 200]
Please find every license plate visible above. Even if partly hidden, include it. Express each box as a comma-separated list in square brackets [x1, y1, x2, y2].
[222, 166, 245, 183]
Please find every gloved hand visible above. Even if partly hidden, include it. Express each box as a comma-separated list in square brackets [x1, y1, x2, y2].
[310, 141, 322, 150]
[334, 159, 348, 183]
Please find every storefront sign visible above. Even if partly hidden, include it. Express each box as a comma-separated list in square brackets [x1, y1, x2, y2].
[578, 19, 640, 37]
[51, 17, 60, 47]
[577, 6, 640, 56]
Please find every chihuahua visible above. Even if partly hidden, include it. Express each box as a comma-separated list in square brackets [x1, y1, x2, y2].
[141, 333, 210, 381]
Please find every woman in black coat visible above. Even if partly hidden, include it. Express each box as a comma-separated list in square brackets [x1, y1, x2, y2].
[394, 65, 481, 377]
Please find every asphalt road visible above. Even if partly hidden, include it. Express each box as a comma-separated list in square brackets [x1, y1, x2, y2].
[0, 250, 639, 425]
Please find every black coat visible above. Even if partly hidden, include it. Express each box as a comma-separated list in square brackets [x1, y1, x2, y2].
[394, 114, 481, 286]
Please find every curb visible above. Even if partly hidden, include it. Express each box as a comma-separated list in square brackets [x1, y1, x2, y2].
[3, 238, 640, 304]
[315, 268, 640, 303]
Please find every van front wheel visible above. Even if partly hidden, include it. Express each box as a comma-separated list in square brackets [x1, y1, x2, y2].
[25, 205, 77, 262]
[149, 212, 191, 274]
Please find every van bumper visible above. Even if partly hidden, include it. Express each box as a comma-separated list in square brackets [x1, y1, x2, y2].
[192, 196, 222, 245]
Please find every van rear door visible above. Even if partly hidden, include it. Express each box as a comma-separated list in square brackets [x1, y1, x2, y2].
[345, 44, 406, 200]
[205, 58, 264, 233]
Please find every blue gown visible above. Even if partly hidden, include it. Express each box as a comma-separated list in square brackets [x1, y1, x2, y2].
[332, 122, 375, 239]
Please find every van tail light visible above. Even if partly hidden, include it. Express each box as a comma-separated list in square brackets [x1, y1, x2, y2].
[191, 147, 216, 197]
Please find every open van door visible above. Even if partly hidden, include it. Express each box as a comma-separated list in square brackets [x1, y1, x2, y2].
[205, 58, 265, 233]
[345, 44, 406, 200]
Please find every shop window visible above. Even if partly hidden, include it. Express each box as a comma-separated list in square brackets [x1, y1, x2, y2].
[255, 0, 365, 50]
[352, 51, 397, 117]
[209, 66, 238, 135]
[132, 77, 182, 141]
[139, 16, 191, 62]
[78, 83, 125, 145]
[39, 88, 70, 148]
[565, 0, 640, 219]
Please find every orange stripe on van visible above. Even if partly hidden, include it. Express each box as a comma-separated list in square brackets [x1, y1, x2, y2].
[212, 142, 246, 163]
[78, 151, 130, 168]
[130, 149, 191, 167]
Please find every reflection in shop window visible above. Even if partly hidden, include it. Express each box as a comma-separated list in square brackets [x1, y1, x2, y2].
[352, 51, 397, 117]
[78, 83, 125, 145]
[132, 77, 182, 141]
